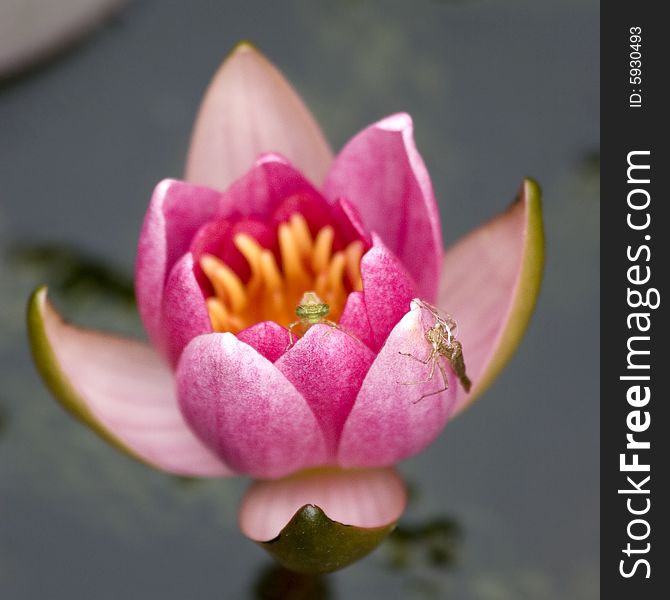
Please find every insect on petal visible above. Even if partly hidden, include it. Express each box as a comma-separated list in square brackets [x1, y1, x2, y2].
[338, 301, 457, 467]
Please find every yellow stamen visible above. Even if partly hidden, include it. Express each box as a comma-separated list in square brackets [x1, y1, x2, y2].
[206, 297, 245, 333]
[233, 233, 264, 297]
[327, 251, 346, 292]
[206, 297, 228, 331]
[269, 290, 286, 323]
[314, 272, 328, 299]
[233, 233, 263, 278]
[324, 251, 346, 309]
[200, 254, 248, 313]
[200, 213, 367, 335]
[278, 223, 310, 288]
[312, 226, 334, 274]
[289, 213, 313, 258]
[345, 240, 364, 291]
[260, 250, 283, 291]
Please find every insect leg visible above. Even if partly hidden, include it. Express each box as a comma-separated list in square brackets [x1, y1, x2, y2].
[398, 351, 432, 365]
[318, 321, 336, 342]
[286, 321, 299, 350]
[414, 358, 450, 403]
[317, 321, 364, 347]
[398, 350, 439, 386]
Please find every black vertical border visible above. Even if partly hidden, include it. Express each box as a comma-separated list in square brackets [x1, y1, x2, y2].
[601, 2, 669, 598]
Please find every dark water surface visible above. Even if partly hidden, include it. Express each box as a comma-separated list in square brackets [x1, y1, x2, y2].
[1, 1, 599, 598]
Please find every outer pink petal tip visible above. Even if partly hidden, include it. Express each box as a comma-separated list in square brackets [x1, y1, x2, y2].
[324, 113, 443, 300]
[185, 42, 333, 191]
[27, 287, 232, 477]
[440, 178, 544, 414]
[376, 112, 413, 131]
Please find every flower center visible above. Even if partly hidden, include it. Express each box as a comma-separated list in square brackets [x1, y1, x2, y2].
[200, 213, 364, 333]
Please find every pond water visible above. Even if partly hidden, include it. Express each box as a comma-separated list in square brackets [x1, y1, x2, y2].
[0, 1, 599, 598]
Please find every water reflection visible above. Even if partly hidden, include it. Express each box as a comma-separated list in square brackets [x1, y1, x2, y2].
[386, 517, 461, 570]
[578, 150, 599, 179]
[252, 564, 331, 600]
[10, 243, 135, 307]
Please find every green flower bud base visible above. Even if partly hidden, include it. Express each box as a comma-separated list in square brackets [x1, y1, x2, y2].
[260, 504, 396, 574]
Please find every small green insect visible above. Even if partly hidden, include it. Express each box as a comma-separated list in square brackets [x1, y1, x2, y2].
[400, 300, 472, 403]
[287, 291, 341, 347]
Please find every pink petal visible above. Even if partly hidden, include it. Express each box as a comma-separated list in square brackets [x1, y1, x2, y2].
[236, 321, 290, 363]
[338, 291, 375, 349]
[217, 154, 332, 231]
[338, 301, 457, 467]
[330, 198, 372, 247]
[189, 217, 276, 285]
[135, 179, 220, 349]
[160, 253, 212, 367]
[270, 188, 337, 239]
[439, 178, 544, 414]
[324, 113, 443, 300]
[275, 325, 376, 454]
[360, 234, 418, 350]
[215, 154, 357, 251]
[239, 467, 407, 541]
[185, 43, 333, 191]
[27, 287, 231, 477]
[176, 333, 329, 479]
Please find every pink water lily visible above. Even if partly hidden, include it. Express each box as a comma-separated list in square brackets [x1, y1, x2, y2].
[28, 43, 543, 562]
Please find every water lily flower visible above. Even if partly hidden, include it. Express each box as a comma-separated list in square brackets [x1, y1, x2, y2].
[27, 43, 543, 571]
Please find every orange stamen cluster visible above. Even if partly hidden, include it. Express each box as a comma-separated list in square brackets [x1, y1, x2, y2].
[200, 213, 364, 333]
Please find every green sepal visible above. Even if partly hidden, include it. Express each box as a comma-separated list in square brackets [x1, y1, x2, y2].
[260, 504, 396, 574]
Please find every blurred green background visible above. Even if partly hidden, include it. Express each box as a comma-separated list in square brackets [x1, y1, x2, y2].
[0, 0, 599, 598]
